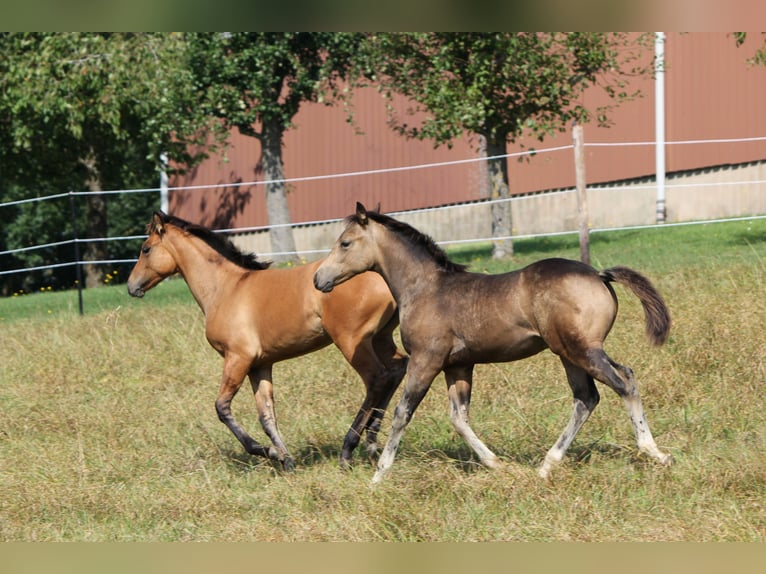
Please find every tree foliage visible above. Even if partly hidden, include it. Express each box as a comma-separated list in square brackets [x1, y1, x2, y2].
[0, 32, 654, 293]
[0, 33, 210, 291]
[185, 32, 363, 262]
[357, 32, 651, 257]
[734, 32, 766, 66]
[1, 33, 203, 177]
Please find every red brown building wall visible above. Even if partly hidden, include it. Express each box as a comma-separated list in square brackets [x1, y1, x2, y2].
[170, 32, 766, 229]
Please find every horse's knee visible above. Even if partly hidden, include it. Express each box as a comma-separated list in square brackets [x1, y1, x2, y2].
[580, 388, 600, 411]
[215, 399, 231, 422]
[391, 403, 414, 430]
[392, 355, 409, 378]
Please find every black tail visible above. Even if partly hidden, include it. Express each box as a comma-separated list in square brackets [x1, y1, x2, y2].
[600, 266, 671, 346]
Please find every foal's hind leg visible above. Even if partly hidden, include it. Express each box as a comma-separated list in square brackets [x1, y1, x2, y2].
[333, 333, 403, 468]
[608, 359, 672, 465]
[586, 350, 671, 466]
[538, 358, 601, 480]
[249, 366, 295, 471]
[445, 366, 500, 469]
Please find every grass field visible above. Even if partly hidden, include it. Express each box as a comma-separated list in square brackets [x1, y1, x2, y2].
[1, 219, 764, 541]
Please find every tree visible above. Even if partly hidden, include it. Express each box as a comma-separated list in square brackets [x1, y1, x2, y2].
[0, 33, 209, 288]
[185, 32, 363, 263]
[734, 32, 766, 65]
[358, 33, 650, 258]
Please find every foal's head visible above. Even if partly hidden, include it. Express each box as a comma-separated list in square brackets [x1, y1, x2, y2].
[314, 203, 379, 293]
[313, 202, 466, 293]
[127, 211, 269, 298]
[127, 212, 181, 297]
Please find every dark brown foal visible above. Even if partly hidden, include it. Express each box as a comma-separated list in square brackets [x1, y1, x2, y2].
[314, 203, 672, 483]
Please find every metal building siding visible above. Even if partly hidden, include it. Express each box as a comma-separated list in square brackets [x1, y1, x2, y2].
[507, 46, 658, 194]
[665, 32, 766, 169]
[170, 130, 265, 229]
[281, 87, 482, 222]
[169, 33, 766, 229]
[171, 88, 483, 227]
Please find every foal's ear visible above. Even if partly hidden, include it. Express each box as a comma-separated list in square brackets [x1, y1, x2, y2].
[150, 211, 167, 236]
[355, 202, 369, 226]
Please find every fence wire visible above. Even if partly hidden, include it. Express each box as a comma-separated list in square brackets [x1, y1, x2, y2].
[1, 136, 766, 278]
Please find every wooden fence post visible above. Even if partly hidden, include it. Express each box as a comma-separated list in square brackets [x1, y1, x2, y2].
[573, 123, 590, 265]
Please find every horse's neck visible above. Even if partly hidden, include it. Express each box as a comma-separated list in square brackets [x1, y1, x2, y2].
[377, 237, 441, 308]
[168, 232, 236, 315]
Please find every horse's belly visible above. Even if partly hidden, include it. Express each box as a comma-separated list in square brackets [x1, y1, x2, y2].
[447, 332, 547, 366]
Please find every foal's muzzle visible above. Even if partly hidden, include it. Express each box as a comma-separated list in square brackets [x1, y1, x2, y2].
[127, 283, 145, 298]
[313, 272, 335, 293]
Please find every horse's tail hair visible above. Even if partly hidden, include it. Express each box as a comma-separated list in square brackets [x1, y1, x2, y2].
[600, 266, 671, 346]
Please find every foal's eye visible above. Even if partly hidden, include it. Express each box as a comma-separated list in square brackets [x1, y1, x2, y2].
[340, 240, 351, 249]
[141, 246, 151, 255]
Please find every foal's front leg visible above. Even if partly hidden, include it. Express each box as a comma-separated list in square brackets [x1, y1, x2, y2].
[445, 366, 500, 469]
[215, 353, 274, 460]
[372, 358, 441, 484]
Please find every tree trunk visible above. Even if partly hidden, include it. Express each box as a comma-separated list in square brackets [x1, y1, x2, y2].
[81, 154, 108, 288]
[486, 136, 513, 258]
[260, 118, 300, 264]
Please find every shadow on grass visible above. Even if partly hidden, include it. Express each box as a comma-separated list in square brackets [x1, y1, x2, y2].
[566, 441, 632, 464]
[297, 441, 344, 467]
[222, 449, 283, 473]
[448, 235, 583, 265]
[219, 441, 347, 474]
[417, 440, 640, 475]
[219, 437, 641, 477]
[729, 228, 766, 249]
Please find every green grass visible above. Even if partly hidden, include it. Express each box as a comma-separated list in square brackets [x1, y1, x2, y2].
[0, 275, 194, 323]
[1, 218, 764, 541]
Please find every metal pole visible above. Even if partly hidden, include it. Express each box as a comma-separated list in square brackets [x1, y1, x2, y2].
[68, 191, 84, 316]
[160, 152, 169, 214]
[655, 31, 666, 223]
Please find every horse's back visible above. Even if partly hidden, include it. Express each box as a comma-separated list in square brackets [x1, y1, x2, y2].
[442, 258, 605, 315]
[521, 257, 598, 282]
[520, 258, 615, 306]
[434, 258, 617, 364]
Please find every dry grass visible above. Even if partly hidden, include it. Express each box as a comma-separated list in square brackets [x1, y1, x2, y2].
[1, 220, 764, 541]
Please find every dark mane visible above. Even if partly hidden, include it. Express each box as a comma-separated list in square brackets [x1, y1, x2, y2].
[352, 210, 467, 273]
[152, 213, 271, 271]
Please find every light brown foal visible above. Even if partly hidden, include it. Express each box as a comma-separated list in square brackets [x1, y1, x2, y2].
[127, 212, 407, 470]
[314, 203, 672, 483]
